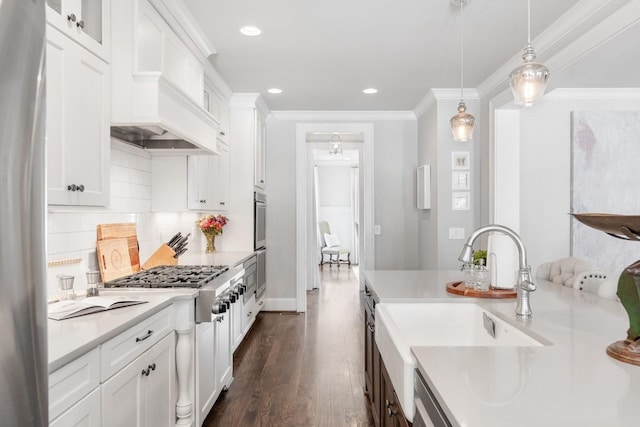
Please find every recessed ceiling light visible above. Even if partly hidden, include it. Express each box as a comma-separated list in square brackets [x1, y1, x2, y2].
[362, 88, 378, 94]
[240, 26, 262, 36]
[267, 88, 282, 94]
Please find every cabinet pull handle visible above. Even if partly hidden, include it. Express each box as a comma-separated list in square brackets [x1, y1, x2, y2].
[216, 316, 224, 322]
[149, 363, 156, 371]
[219, 131, 226, 136]
[141, 367, 150, 376]
[135, 329, 154, 342]
[76, 20, 85, 29]
[367, 323, 375, 333]
[220, 202, 225, 205]
[66, 184, 85, 192]
[77, 184, 85, 192]
[67, 13, 76, 22]
[247, 312, 252, 317]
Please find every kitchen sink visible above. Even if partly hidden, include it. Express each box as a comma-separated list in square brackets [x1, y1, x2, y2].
[375, 302, 548, 422]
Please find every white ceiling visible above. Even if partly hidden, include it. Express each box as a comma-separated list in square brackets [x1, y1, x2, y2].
[182, 0, 582, 111]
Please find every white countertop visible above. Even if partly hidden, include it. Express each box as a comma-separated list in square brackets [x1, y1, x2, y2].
[364, 270, 640, 427]
[178, 250, 255, 267]
[47, 289, 197, 373]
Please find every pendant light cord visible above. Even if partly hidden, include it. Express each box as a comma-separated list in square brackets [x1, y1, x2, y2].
[527, 0, 531, 46]
[459, 1, 464, 101]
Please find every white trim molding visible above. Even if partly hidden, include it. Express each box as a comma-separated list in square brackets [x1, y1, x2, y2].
[272, 111, 415, 121]
[545, 88, 640, 100]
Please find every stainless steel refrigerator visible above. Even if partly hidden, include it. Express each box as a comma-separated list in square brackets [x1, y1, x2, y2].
[0, 0, 48, 425]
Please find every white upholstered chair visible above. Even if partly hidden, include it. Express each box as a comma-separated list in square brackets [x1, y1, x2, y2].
[318, 221, 351, 267]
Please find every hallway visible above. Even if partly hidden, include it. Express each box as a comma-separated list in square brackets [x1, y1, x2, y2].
[204, 266, 373, 426]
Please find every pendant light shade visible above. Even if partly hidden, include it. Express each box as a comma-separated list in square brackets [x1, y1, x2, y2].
[509, 0, 549, 106]
[450, 0, 475, 142]
[509, 46, 549, 106]
[450, 101, 475, 141]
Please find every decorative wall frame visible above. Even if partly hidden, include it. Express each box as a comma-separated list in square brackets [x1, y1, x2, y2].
[452, 171, 470, 190]
[451, 151, 470, 170]
[452, 192, 470, 211]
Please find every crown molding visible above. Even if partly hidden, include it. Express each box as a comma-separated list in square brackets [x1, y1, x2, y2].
[476, 0, 638, 98]
[270, 111, 416, 121]
[545, 88, 640, 99]
[413, 89, 480, 117]
[413, 91, 436, 117]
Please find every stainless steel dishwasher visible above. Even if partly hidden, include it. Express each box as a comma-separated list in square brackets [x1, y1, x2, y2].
[413, 368, 452, 427]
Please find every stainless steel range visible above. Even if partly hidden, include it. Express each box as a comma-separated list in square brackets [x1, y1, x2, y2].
[105, 264, 245, 323]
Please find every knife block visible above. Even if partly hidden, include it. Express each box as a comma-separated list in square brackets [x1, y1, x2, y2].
[142, 244, 178, 270]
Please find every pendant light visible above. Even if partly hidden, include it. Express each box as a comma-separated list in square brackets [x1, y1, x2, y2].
[329, 133, 343, 155]
[450, 0, 475, 142]
[509, 0, 549, 106]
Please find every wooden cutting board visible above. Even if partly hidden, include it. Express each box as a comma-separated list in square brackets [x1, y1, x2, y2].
[96, 238, 134, 282]
[96, 223, 140, 273]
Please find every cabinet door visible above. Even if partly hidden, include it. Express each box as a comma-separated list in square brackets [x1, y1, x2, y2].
[232, 300, 243, 351]
[187, 155, 214, 210]
[215, 312, 232, 391]
[217, 100, 230, 145]
[142, 332, 176, 427]
[102, 333, 175, 427]
[46, 26, 110, 207]
[211, 143, 230, 210]
[196, 321, 216, 424]
[46, 0, 110, 62]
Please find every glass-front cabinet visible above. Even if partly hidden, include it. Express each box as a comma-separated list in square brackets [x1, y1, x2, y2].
[46, 0, 110, 62]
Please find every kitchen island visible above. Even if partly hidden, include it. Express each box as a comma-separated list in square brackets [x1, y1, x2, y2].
[364, 270, 640, 427]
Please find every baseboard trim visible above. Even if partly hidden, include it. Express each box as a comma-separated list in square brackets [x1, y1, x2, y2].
[263, 298, 297, 312]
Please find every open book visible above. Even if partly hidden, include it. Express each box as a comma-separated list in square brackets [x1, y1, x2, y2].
[48, 296, 148, 320]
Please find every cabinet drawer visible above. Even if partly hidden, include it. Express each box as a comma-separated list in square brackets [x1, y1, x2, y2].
[49, 347, 100, 421]
[50, 387, 101, 427]
[100, 306, 174, 381]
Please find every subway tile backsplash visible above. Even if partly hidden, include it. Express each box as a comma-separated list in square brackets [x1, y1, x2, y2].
[47, 138, 201, 295]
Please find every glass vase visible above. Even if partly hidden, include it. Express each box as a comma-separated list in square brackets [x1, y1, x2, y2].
[204, 232, 216, 253]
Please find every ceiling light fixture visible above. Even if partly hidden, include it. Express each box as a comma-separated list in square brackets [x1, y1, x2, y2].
[449, 0, 475, 142]
[267, 88, 282, 94]
[509, 0, 549, 106]
[362, 88, 378, 94]
[329, 133, 343, 156]
[240, 26, 262, 36]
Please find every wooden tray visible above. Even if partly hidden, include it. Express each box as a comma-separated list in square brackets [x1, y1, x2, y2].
[446, 281, 516, 299]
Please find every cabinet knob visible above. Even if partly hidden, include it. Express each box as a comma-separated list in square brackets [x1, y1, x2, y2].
[220, 202, 225, 206]
[67, 13, 76, 22]
[67, 184, 85, 192]
[149, 363, 156, 371]
[200, 199, 206, 204]
[76, 20, 85, 29]
[141, 367, 150, 376]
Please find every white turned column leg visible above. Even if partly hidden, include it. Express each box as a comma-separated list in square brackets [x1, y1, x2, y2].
[175, 327, 194, 426]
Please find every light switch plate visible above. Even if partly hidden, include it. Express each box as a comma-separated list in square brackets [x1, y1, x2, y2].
[449, 227, 465, 240]
[374, 225, 381, 235]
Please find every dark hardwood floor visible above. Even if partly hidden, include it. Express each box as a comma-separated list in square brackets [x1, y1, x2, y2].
[204, 266, 374, 426]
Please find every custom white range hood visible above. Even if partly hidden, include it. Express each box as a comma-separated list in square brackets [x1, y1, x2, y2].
[110, 0, 218, 155]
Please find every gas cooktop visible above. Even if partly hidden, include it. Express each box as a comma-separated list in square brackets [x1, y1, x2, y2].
[105, 265, 229, 288]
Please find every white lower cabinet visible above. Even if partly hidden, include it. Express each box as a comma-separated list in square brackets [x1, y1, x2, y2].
[196, 312, 233, 426]
[101, 332, 176, 427]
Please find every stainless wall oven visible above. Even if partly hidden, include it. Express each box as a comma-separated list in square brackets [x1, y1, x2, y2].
[254, 191, 266, 250]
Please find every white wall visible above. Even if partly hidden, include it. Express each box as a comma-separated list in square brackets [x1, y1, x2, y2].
[416, 93, 480, 270]
[517, 92, 640, 273]
[266, 115, 419, 300]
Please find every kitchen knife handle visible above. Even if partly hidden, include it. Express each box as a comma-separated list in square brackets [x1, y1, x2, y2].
[135, 329, 153, 343]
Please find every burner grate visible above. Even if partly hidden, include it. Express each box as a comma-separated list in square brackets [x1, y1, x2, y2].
[105, 265, 229, 288]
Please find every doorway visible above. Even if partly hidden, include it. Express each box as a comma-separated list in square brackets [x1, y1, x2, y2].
[295, 123, 374, 312]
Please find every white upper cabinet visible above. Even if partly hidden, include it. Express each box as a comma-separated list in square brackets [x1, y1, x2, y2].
[46, 24, 110, 207]
[46, 0, 110, 62]
[187, 142, 230, 211]
[203, 81, 230, 146]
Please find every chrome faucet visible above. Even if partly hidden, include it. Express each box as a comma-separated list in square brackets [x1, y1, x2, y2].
[458, 224, 536, 318]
